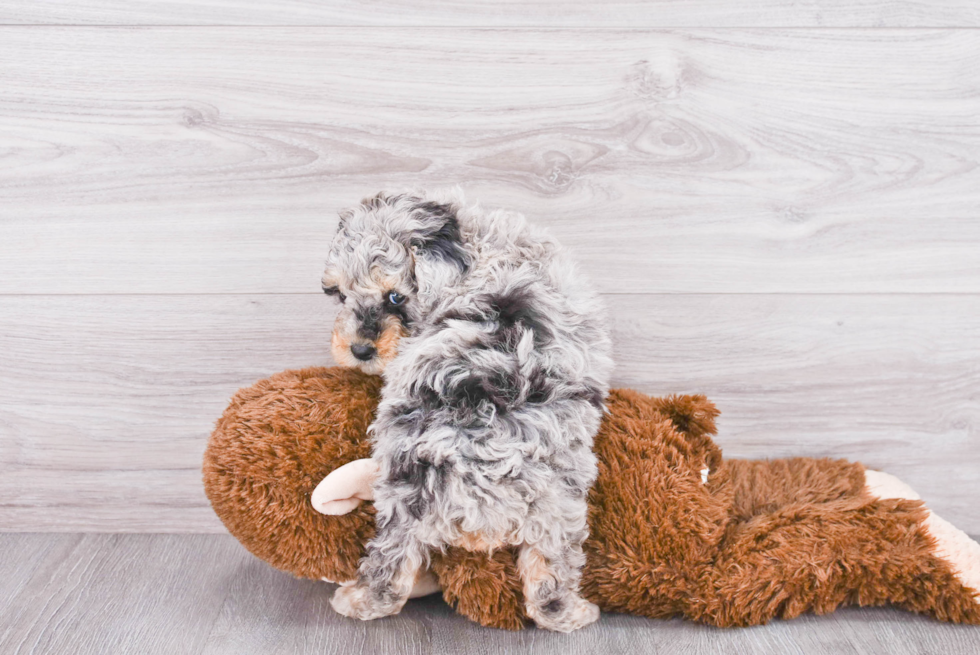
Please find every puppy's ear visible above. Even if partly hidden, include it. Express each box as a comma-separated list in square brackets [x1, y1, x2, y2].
[407, 200, 469, 273]
[402, 199, 470, 305]
[337, 207, 354, 228]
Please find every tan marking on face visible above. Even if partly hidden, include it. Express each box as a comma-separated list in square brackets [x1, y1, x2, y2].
[331, 320, 356, 368]
[321, 271, 342, 289]
[331, 310, 405, 375]
[374, 320, 406, 368]
[370, 269, 404, 294]
[348, 266, 403, 300]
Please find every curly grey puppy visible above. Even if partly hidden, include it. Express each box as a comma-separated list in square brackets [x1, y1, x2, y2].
[321, 189, 612, 632]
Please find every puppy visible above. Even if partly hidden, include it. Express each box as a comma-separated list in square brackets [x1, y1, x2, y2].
[321, 189, 612, 632]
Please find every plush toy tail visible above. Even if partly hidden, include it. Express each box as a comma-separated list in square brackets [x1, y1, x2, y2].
[691, 460, 980, 627]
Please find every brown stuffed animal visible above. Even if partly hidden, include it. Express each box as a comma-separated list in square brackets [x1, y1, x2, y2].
[203, 366, 980, 630]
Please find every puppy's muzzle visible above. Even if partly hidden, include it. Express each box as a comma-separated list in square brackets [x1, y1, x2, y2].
[350, 343, 377, 361]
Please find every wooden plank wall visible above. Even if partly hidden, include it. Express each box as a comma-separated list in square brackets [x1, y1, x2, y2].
[1, 3, 978, 533]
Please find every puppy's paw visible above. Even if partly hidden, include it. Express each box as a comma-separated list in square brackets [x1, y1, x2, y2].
[330, 583, 399, 621]
[530, 595, 600, 633]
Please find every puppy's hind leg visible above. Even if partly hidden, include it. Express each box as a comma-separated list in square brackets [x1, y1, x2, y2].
[518, 538, 599, 632]
[331, 510, 426, 621]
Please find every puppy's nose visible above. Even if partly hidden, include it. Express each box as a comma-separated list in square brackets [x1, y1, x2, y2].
[350, 343, 377, 361]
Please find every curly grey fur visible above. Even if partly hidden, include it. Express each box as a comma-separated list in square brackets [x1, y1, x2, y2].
[322, 189, 613, 632]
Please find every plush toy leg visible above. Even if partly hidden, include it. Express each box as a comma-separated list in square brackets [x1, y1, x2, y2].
[864, 470, 980, 608]
[724, 458, 866, 522]
[430, 549, 528, 630]
[691, 464, 980, 627]
[695, 498, 980, 626]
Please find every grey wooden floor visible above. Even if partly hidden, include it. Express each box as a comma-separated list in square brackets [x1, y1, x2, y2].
[1, 533, 978, 655]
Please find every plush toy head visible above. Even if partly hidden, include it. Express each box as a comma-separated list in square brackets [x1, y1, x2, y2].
[203, 367, 381, 585]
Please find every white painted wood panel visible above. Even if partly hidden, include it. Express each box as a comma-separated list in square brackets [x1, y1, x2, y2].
[2, 28, 979, 294]
[2, 293, 977, 532]
[2, 1, 979, 27]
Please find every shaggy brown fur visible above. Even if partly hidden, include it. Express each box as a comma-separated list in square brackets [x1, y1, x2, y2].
[204, 367, 381, 584]
[203, 367, 980, 630]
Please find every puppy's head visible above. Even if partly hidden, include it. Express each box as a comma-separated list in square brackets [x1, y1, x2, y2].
[322, 191, 470, 374]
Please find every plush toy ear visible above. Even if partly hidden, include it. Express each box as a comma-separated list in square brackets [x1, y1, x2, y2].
[311, 458, 379, 515]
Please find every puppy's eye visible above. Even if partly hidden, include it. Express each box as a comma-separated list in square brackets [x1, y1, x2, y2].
[387, 291, 406, 306]
[323, 286, 347, 303]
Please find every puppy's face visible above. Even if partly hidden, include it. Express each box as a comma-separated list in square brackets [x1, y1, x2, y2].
[323, 193, 468, 374]
[321, 263, 415, 376]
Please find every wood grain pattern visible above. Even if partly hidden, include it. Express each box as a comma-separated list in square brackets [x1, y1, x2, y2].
[1, 533, 978, 655]
[2, 293, 977, 533]
[2, 28, 979, 293]
[0, 534, 251, 655]
[2, 1, 979, 27]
